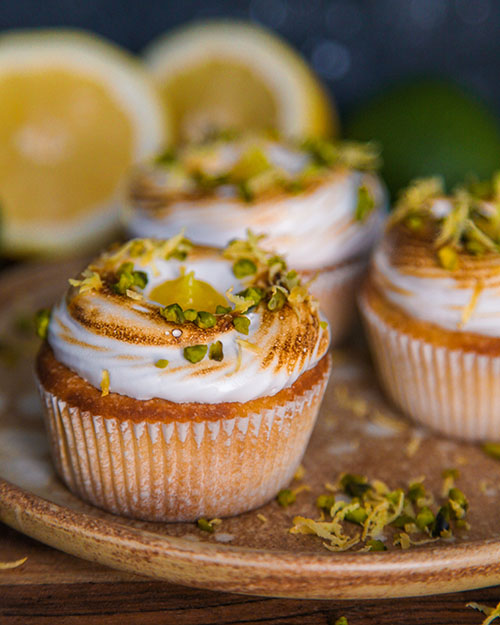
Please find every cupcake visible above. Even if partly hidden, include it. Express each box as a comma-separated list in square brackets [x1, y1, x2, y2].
[360, 176, 500, 441]
[125, 134, 387, 344]
[35, 233, 331, 521]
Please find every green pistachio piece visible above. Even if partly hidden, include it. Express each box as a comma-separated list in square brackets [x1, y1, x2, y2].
[267, 288, 287, 311]
[196, 311, 217, 329]
[448, 488, 468, 510]
[237, 286, 264, 307]
[233, 258, 257, 279]
[155, 148, 176, 166]
[355, 185, 375, 221]
[197, 518, 214, 533]
[209, 340, 224, 362]
[277, 488, 296, 507]
[316, 494, 336, 511]
[216, 305, 232, 315]
[415, 506, 435, 531]
[155, 359, 169, 369]
[407, 482, 426, 504]
[34, 308, 51, 340]
[345, 507, 368, 525]
[184, 309, 198, 322]
[366, 539, 387, 552]
[483, 442, 500, 460]
[340, 474, 371, 498]
[233, 316, 250, 335]
[184, 344, 208, 363]
[334, 617, 349, 625]
[161, 303, 185, 324]
[237, 181, 254, 202]
[391, 514, 415, 529]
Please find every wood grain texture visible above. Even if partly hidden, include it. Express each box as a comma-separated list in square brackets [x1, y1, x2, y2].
[1, 523, 500, 625]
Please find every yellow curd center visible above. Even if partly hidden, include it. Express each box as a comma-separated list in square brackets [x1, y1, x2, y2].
[149, 271, 227, 312]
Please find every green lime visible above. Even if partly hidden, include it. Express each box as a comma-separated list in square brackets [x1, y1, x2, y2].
[345, 80, 500, 197]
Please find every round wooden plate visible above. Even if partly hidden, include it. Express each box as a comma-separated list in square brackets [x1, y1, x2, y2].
[1, 261, 500, 600]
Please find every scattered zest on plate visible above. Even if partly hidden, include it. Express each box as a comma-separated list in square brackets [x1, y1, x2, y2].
[289, 469, 469, 553]
[0, 556, 27, 570]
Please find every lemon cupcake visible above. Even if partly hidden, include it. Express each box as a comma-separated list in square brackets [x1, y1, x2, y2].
[35, 233, 331, 521]
[126, 134, 387, 343]
[360, 176, 500, 441]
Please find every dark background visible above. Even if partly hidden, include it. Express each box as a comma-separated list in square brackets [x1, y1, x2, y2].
[0, 0, 498, 121]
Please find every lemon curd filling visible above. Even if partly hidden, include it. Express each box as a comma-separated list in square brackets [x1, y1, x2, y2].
[148, 270, 227, 312]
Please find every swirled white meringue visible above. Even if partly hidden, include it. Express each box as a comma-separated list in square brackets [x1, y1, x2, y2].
[127, 169, 386, 271]
[372, 242, 500, 336]
[48, 255, 329, 403]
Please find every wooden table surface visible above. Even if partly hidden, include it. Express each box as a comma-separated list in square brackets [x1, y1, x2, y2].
[1, 522, 499, 625]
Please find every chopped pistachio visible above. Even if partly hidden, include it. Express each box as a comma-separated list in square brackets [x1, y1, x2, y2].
[345, 507, 368, 525]
[184, 309, 198, 322]
[233, 316, 250, 335]
[197, 518, 215, 533]
[267, 287, 287, 311]
[340, 474, 371, 498]
[184, 344, 208, 363]
[320, 320, 328, 330]
[437, 246, 459, 270]
[415, 506, 435, 531]
[483, 442, 500, 460]
[113, 262, 148, 295]
[391, 514, 415, 529]
[233, 258, 257, 279]
[237, 286, 264, 307]
[216, 305, 232, 315]
[355, 185, 375, 221]
[366, 539, 387, 552]
[237, 181, 254, 202]
[209, 340, 224, 362]
[161, 303, 185, 324]
[277, 488, 296, 507]
[448, 488, 468, 517]
[155, 359, 169, 369]
[155, 148, 176, 166]
[334, 618, 349, 625]
[316, 494, 336, 511]
[407, 482, 426, 504]
[196, 311, 217, 329]
[431, 505, 451, 537]
[34, 308, 51, 340]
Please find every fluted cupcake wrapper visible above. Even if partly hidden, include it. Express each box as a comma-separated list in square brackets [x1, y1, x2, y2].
[360, 293, 500, 442]
[306, 258, 366, 346]
[37, 364, 330, 521]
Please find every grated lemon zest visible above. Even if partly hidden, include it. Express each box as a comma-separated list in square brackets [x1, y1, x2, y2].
[235, 338, 262, 353]
[0, 557, 27, 570]
[100, 369, 110, 397]
[257, 513, 268, 523]
[334, 386, 369, 418]
[459, 281, 483, 329]
[125, 289, 143, 301]
[372, 410, 408, 433]
[69, 270, 103, 294]
[466, 602, 500, 625]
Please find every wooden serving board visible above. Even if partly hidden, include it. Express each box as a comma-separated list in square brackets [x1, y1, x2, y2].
[1, 261, 500, 600]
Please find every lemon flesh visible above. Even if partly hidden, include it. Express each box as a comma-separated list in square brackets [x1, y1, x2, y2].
[145, 20, 336, 143]
[0, 69, 132, 223]
[161, 60, 278, 142]
[149, 272, 227, 313]
[0, 30, 168, 257]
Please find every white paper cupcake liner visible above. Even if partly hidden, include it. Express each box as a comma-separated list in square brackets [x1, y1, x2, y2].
[306, 258, 366, 345]
[360, 292, 500, 441]
[38, 360, 330, 521]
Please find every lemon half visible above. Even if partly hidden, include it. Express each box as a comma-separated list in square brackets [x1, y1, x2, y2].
[144, 20, 336, 143]
[0, 30, 169, 257]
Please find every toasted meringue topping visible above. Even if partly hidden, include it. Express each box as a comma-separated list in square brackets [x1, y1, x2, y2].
[373, 231, 500, 336]
[126, 136, 387, 270]
[48, 236, 330, 403]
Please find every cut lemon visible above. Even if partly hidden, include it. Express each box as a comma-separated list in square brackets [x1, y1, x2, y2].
[0, 30, 169, 257]
[144, 20, 336, 143]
